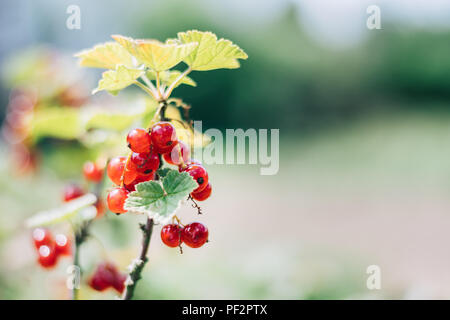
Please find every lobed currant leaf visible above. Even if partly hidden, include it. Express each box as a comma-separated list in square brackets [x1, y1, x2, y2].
[75, 42, 135, 70]
[92, 65, 143, 95]
[25, 193, 97, 228]
[177, 30, 248, 71]
[124, 169, 197, 223]
[112, 35, 198, 72]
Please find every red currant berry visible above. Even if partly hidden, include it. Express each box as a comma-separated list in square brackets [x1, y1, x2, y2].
[163, 140, 190, 165]
[107, 156, 126, 185]
[181, 222, 209, 248]
[113, 273, 127, 293]
[125, 173, 154, 191]
[131, 151, 160, 175]
[127, 128, 151, 153]
[107, 156, 137, 185]
[63, 184, 84, 202]
[179, 159, 201, 172]
[150, 122, 178, 152]
[185, 164, 209, 193]
[32, 228, 53, 249]
[89, 262, 117, 292]
[107, 187, 129, 214]
[55, 234, 71, 256]
[95, 199, 106, 218]
[191, 183, 212, 201]
[160, 224, 183, 248]
[83, 161, 104, 183]
[37, 245, 58, 268]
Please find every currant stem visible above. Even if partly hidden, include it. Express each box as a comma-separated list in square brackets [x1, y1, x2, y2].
[133, 80, 159, 101]
[121, 217, 154, 300]
[163, 67, 191, 99]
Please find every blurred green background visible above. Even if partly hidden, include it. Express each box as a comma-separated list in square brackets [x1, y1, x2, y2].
[1, 0, 450, 299]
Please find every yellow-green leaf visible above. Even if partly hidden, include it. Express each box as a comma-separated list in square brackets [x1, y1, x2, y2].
[146, 70, 196, 88]
[31, 107, 82, 142]
[75, 42, 134, 69]
[112, 35, 198, 72]
[177, 30, 248, 71]
[93, 65, 143, 95]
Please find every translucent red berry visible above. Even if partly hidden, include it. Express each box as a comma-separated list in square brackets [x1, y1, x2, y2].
[37, 245, 58, 268]
[107, 187, 129, 214]
[55, 234, 71, 256]
[185, 164, 209, 193]
[107, 156, 137, 185]
[181, 222, 209, 248]
[191, 183, 212, 201]
[63, 184, 84, 202]
[150, 122, 178, 153]
[127, 128, 151, 153]
[160, 224, 183, 248]
[107, 156, 126, 185]
[32, 228, 53, 249]
[131, 151, 160, 175]
[125, 173, 154, 191]
[163, 140, 190, 165]
[83, 161, 104, 183]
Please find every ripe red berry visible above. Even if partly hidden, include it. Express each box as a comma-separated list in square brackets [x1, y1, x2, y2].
[181, 222, 209, 248]
[55, 234, 71, 256]
[107, 187, 129, 214]
[125, 173, 154, 191]
[95, 199, 106, 218]
[32, 228, 53, 249]
[185, 164, 209, 193]
[107, 156, 137, 185]
[163, 140, 190, 165]
[63, 184, 84, 202]
[127, 128, 151, 153]
[113, 273, 127, 293]
[160, 224, 183, 248]
[191, 183, 212, 201]
[89, 262, 117, 292]
[150, 122, 178, 153]
[131, 151, 160, 175]
[83, 161, 104, 183]
[37, 245, 58, 268]
[107, 156, 125, 185]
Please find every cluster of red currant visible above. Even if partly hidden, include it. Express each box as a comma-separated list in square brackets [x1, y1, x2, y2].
[105, 121, 211, 250]
[106, 121, 212, 214]
[88, 262, 126, 294]
[32, 228, 71, 268]
[161, 222, 209, 249]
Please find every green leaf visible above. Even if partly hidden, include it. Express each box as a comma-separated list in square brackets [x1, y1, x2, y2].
[75, 42, 135, 69]
[146, 70, 196, 88]
[177, 30, 248, 71]
[93, 65, 143, 95]
[25, 194, 97, 228]
[124, 169, 198, 223]
[156, 168, 171, 179]
[31, 107, 83, 142]
[85, 112, 139, 131]
[112, 35, 198, 72]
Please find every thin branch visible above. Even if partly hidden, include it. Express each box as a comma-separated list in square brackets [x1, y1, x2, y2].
[121, 217, 154, 300]
[163, 67, 192, 99]
[140, 73, 159, 97]
[133, 80, 159, 101]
